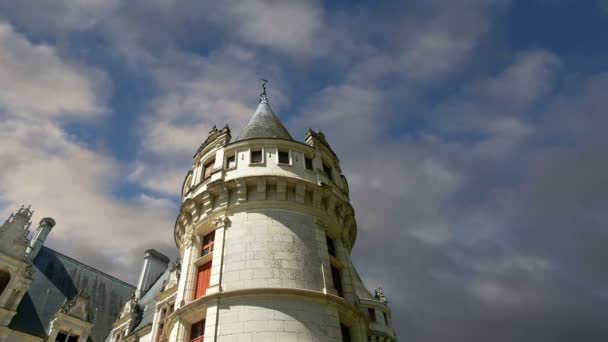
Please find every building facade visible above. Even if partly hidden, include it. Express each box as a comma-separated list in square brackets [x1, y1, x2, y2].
[0, 86, 396, 342]
[0, 207, 135, 342]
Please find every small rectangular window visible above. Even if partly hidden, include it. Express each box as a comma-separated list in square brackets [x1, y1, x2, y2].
[340, 323, 351, 342]
[326, 235, 336, 257]
[278, 150, 290, 164]
[55, 333, 68, 342]
[368, 308, 376, 322]
[305, 157, 313, 170]
[323, 163, 332, 179]
[383, 312, 389, 325]
[66, 336, 78, 342]
[226, 155, 236, 169]
[190, 319, 206, 342]
[202, 231, 215, 256]
[331, 264, 343, 297]
[203, 159, 215, 180]
[251, 150, 263, 163]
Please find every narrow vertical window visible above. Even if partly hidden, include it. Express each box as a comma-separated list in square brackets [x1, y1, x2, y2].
[323, 163, 332, 180]
[383, 312, 389, 325]
[190, 319, 206, 342]
[195, 261, 212, 299]
[157, 307, 167, 342]
[326, 235, 336, 257]
[251, 150, 263, 163]
[278, 150, 290, 164]
[55, 333, 68, 342]
[202, 231, 215, 256]
[331, 264, 343, 297]
[203, 159, 215, 180]
[340, 323, 351, 342]
[305, 157, 313, 170]
[0, 271, 10, 297]
[368, 308, 376, 322]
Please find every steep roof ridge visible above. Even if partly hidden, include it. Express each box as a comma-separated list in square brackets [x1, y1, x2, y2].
[42, 246, 135, 288]
[235, 99, 293, 142]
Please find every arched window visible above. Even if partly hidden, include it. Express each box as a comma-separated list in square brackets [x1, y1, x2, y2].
[0, 271, 11, 297]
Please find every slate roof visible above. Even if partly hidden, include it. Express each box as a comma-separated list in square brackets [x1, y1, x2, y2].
[351, 262, 376, 301]
[9, 246, 135, 341]
[235, 101, 293, 141]
[126, 268, 170, 338]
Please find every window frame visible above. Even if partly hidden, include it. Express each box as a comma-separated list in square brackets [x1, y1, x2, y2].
[56, 331, 80, 342]
[304, 156, 314, 171]
[225, 153, 237, 170]
[250, 148, 264, 164]
[368, 308, 376, 322]
[190, 319, 206, 342]
[201, 231, 215, 256]
[322, 162, 333, 180]
[156, 302, 175, 342]
[278, 149, 290, 165]
[326, 235, 336, 257]
[202, 159, 215, 181]
[330, 264, 344, 297]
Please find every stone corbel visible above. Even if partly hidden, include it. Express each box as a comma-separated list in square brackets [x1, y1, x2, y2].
[184, 233, 201, 249]
[212, 215, 230, 229]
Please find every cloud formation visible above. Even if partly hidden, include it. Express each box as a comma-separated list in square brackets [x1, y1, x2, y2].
[0, 1, 607, 341]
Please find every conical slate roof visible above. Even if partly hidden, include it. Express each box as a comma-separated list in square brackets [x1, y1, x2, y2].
[235, 101, 293, 141]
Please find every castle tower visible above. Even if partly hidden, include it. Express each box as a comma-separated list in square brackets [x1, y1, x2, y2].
[168, 84, 396, 342]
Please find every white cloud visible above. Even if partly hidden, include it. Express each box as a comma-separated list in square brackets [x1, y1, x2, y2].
[0, 22, 175, 283]
[0, 120, 176, 284]
[128, 47, 284, 196]
[0, 0, 119, 34]
[219, 0, 325, 56]
[0, 22, 107, 119]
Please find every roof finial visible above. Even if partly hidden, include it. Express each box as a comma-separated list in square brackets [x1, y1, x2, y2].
[260, 79, 269, 103]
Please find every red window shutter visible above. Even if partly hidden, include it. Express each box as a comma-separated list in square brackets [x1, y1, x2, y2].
[195, 261, 213, 299]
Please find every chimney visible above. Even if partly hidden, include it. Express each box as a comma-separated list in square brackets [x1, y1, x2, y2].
[26, 217, 55, 260]
[135, 249, 170, 298]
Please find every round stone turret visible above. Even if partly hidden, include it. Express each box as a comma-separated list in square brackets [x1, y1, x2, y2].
[168, 91, 395, 342]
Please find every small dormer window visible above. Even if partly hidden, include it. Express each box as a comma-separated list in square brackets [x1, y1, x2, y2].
[226, 154, 236, 169]
[278, 150, 290, 164]
[251, 150, 263, 164]
[305, 157, 313, 170]
[55, 332, 79, 342]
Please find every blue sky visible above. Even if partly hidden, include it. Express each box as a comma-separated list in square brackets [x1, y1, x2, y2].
[1, 1, 608, 340]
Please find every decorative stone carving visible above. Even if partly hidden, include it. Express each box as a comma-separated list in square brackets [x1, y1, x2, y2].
[60, 292, 94, 322]
[375, 287, 388, 304]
